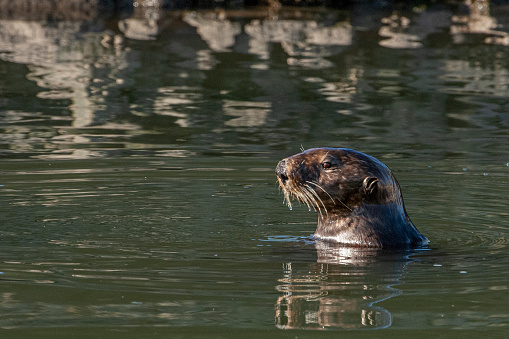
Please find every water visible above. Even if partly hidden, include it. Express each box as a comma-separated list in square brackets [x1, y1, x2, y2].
[1, 2, 509, 337]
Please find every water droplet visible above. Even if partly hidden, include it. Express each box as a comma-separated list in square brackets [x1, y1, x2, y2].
[460, 271, 467, 274]
[482, 173, 488, 176]
[462, 168, 468, 171]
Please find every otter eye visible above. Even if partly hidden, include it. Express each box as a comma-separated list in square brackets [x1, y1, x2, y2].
[322, 162, 332, 169]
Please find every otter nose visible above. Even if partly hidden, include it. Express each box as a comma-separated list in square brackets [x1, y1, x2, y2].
[276, 160, 289, 184]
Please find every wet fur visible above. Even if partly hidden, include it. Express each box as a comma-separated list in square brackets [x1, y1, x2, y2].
[276, 148, 428, 248]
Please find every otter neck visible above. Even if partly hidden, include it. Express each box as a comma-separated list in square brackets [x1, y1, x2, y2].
[314, 204, 424, 247]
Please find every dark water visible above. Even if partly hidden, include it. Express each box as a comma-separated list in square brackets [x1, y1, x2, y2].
[1, 2, 509, 337]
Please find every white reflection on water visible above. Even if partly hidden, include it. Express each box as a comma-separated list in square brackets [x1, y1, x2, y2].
[119, 18, 159, 41]
[451, 0, 509, 45]
[0, 19, 137, 137]
[274, 243, 420, 330]
[245, 19, 351, 67]
[379, 10, 452, 49]
[1, 4, 509, 163]
[223, 100, 271, 127]
[184, 12, 241, 52]
[153, 86, 202, 127]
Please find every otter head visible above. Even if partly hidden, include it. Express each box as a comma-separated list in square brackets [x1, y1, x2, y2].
[276, 148, 400, 214]
[275, 148, 427, 247]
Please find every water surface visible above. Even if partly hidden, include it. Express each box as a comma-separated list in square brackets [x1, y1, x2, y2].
[1, 2, 508, 337]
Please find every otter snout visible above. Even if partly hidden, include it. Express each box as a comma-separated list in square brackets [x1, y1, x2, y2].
[276, 160, 289, 184]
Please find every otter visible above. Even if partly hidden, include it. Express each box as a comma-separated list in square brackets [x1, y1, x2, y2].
[275, 148, 428, 248]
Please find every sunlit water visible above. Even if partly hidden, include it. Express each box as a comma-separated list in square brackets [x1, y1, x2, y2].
[1, 2, 509, 337]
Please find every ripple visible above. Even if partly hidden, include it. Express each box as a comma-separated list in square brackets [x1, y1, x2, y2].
[443, 229, 509, 251]
[259, 235, 309, 243]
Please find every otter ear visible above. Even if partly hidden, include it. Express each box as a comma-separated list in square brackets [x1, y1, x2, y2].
[363, 176, 378, 194]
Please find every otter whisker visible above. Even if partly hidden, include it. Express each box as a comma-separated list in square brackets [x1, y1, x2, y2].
[320, 151, 330, 163]
[276, 177, 295, 210]
[303, 183, 328, 216]
[297, 187, 315, 212]
[300, 187, 318, 212]
[305, 187, 325, 218]
[302, 187, 321, 215]
[276, 180, 282, 193]
[282, 181, 312, 212]
[307, 180, 353, 212]
[300, 144, 305, 152]
[284, 192, 293, 210]
[279, 185, 293, 210]
[306, 180, 336, 204]
[307, 185, 328, 215]
[303, 185, 326, 217]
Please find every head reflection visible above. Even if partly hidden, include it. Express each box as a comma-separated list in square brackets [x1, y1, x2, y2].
[275, 242, 421, 330]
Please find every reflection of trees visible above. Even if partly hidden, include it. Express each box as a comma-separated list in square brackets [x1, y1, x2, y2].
[378, 0, 509, 48]
[451, 0, 509, 45]
[0, 0, 99, 21]
[184, 12, 241, 52]
[1, 3, 509, 159]
[120, 3, 509, 155]
[0, 15, 137, 158]
[275, 243, 417, 330]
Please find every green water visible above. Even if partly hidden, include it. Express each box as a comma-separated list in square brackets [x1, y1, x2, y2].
[1, 3, 509, 337]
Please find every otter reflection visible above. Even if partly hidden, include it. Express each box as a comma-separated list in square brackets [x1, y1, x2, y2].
[275, 242, 421, 330]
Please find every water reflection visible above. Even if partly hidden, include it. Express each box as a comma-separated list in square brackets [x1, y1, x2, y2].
[223, 100, 271, 127]
[379, 1, 509, 48]
[184, 12, 241, 52]
[1, 3, 509, 160]
[275, 242, 421, 330]
[0, 16, 137, 159]
[379, 10, 451, 49]
[1, 2, 508, 336]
